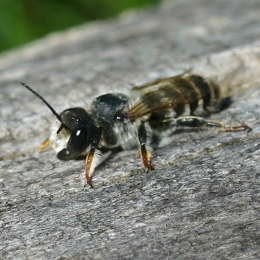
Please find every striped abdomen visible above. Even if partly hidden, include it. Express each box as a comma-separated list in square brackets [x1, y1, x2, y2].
[128, 74, 225, 121]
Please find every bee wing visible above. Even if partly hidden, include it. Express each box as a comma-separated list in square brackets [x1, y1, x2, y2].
[128, 72, 222, 122]
[131, 70, 192, 93]
[128, 81, 189, 122]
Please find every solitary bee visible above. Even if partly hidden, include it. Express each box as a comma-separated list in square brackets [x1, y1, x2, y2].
[21, 72, 251, 187]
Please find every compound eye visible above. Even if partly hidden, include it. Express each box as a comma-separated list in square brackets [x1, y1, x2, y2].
[57, 128, 89, 160]
[67, 128, 89, 154]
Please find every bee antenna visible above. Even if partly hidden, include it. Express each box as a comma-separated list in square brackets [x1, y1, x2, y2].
[20, 82, 63, 124]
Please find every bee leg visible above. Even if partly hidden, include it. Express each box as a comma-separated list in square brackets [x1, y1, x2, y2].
[138, 121, 154, 171]
[175, 116, 251, 132]
[218, 124, 252, 132]
[84, 147, 96, 188]
[83, 129, 102, 188]
[38, 138, 51, 151]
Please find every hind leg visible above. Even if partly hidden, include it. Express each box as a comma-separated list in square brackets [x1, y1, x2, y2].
[175, 115, 251, 132]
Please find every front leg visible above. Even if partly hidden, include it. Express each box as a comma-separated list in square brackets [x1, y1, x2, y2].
[175, 115, 251, 132]
[83, 128, 102, 188]
[138, 121, 154, 171]
[84, 147, 96, 188]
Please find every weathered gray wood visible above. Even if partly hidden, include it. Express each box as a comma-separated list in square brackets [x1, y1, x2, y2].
[0, 0, 260, 259]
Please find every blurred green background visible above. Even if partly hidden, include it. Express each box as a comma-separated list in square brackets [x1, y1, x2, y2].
[0, 0, 161, 54]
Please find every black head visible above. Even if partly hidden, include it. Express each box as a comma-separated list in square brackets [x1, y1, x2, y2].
[57, 107, 100, 160]
[21, 82, 100, 160]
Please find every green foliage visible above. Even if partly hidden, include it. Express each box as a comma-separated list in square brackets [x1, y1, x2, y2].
[0, 0, 161, 53]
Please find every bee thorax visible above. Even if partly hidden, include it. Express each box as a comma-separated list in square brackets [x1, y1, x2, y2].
[110, 121, 139, 150]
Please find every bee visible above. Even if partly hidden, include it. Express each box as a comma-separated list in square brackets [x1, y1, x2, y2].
[21, 72, 251, 187]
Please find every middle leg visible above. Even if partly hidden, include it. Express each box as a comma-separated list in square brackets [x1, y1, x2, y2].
[137, 121, 154, 171]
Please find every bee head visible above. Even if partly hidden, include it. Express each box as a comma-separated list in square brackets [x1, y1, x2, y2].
[21, 82, 99, 160]
[57, 107, 99, 160]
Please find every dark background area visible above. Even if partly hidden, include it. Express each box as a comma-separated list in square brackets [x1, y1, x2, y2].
[0, 0, 161, 53]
